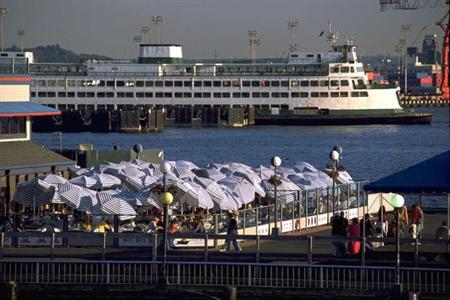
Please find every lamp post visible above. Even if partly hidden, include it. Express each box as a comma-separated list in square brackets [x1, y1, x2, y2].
[391, 193, 405, 295]
[329, 145, 342, 216]
[159, 160, 172, 289]
[133, 143, 143, 160]
[271, 156, 282, 235]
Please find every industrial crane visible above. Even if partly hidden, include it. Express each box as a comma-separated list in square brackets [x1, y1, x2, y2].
[379, 0, 450, 100]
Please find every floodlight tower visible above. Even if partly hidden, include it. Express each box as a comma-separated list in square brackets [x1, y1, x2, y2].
[0, 7, 7, 51]
[288, 20, 298, 53]
[248, 30, 260, 64]
[401, 24, 411, 94]
[141, 26, 150, 43]
[152, 16, 163, 43]
[324, 22, 338, 49]
[17, 30, 25, 52]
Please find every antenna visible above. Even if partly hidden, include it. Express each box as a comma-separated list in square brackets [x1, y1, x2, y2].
[152, 16, 164, 44]
[141, 26, 150, 43]
[287, 20, 298, 53]
[0, 7, 7, 51]
[325, 22, 339, 48]
[17, 30, 25, 52]
[248, 30, 260, 64]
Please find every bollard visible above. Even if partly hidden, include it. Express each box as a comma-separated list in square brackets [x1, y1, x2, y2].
[50, 233, 55, 260]
[307, 236, 313, 264]
[102, 232, 107, 260]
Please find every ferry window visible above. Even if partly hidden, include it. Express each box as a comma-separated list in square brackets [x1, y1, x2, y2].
[242, 81, 251, 87]
[116, 81, 125, 87]
[330, 92, 339, 97]
[136, 81, 144, 87]
[47, 80, 56, 87]
[330, 66, 339, 73]
[330, 80, 339, 87]
[174, 81, 183, 87]
[164, 92, 172, 98]
[291, 80, 299, 87]
[357, 79, 364, 86]
[58, 92, 66, 98]
[38, 92, 47, 97]
[222, 92, 230, 98]
[320, 80, 329, 87]
[106, 92, 114, 97]
[155, 92, 164, 98]
[145, 81, 154, 87]
[320, 92, 328, 97]
[30, 92, 36, 97]
[174, 92, 183, 98]
[194, 92, 202, 98]
[183, 92, 192, 97]
[340, 80, 349, 86]
[183, 81, 191, 87]
[360, 91, 369, 97]
[351, 92, 360, 97]
[291, 92, 300, 98]
[232, 80, 241, 87]
[155, 81, 163, 87]
[223, 80, 231, 87]
[98, 81, 105, 87]
[57, 80, 65, 87]
[77, 92, 86, 98]
[213, 92, 222, 98]
[356, 66, 364, 72]
[67, 92, 75, 98]
[213, 81, 221, 87]
[252, 92, 261, 98]
[126, 92, 134, 98]
[311, 92, 319, 98]
[117, 92, 125, 98]
[272, 92, 280, 98]
[203, 81, 212, 87]
[350, 67, 355, 73]
[107, 81, 115, 87]
[136, 92, 144, 98]
[281, 81, 289, 87]
[203, 92, 211, 98]
[86, 92, 95, 97]
[145, 92, 153, 97]
[37, 80, 46, 87]
[252, 81, 260, 87]
[340, 66, 349, 73]
[164, 81, 173, 87]
[271, 81, 279, 87]
[232, 92, 241, 98]
[340, 92, 349, 97]
[97, 92, 105, 98]
[300, 92, 308, 98]
[261, 92, 270, 98]
[280, 92, 289, 98]
[242, 92, 250, 98]
[281, 105, 289, 109]
[67, 80, 76, 87]
[261, 80, 270, 87]
[310, 80, 319, 87]
[300, 81, 309, 87]
[47, 92, 55, 97]
[261, 104, 270, 109]
[194, 81, 202, 87]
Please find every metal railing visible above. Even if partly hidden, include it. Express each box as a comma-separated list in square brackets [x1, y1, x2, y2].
[0, 260, 448, 294]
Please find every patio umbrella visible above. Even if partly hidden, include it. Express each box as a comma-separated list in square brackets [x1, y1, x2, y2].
[13, 178, 56, 207]
[260, 178, 300, 204]
[69, 175, 98, 189]
[93, 191, 137, 221]
[294, 162, 319, 173]
[137, 189, 163, 209]
[193, 176, 234, 210]
[181, 180, 214, 209]
[232, 169, 266, 197]
[218, 176, 256, 205]
[58, 182, 97, 211]
[122, 175, 157, 192]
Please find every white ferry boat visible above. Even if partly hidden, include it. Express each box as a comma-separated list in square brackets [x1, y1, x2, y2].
[0, 39, 431, 131]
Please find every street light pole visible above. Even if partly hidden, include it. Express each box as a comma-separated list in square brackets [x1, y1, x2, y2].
[271, 156, 282, 236]
[329, 146, 342, 217]
[390, 193, 405, 296]
[159, 161, 172, 290]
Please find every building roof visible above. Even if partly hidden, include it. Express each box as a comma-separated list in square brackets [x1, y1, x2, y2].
[0, 101, 60, 117]
[364, 151, 450, 194]
[0, 141, 74, 175]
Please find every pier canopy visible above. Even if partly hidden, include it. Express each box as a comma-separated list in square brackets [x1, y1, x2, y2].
[0, 101, 60, 117]
[364, 151, 450, 194]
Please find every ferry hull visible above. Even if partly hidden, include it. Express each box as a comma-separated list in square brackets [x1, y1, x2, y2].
[255, 112, 432, 125]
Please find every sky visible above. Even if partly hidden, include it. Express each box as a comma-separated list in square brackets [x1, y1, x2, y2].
[2, 0, 447, 59]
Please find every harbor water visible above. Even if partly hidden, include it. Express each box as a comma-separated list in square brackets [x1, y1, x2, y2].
[34, 107, 449, 208]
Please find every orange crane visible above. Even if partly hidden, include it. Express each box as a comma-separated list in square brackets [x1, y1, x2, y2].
[379, 0, 450, 100]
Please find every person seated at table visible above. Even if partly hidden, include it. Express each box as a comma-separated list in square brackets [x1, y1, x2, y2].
[168, 219, 180, 234]
[95, 219, 111, 233]
[435, 221, 449, 240]
[145, 216, 162, 233]
[81, 217, 92, 232]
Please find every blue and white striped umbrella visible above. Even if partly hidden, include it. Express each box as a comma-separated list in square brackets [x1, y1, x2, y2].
[13, 178, 56, 207]
[122, 175, 157, 192]
[137, 190, 163, 208]
[180, 180, 214, 209]
[260, 178, 301, 204]
[218, 176, 256, 205]
[58, 182, 97, 211]
[93, 191, 137, 220]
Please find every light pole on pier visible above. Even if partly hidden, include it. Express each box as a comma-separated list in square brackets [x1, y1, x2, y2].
[17, 30, 25, 52]
[159, 160, 172, 289]
[328, 146, 343, 218]
[401, 24, 411, 94]
[0, 8, 7, 52]
[390, 193, 405, 296]
[133, 143, 143, 160]
[270, 155, 282, 236]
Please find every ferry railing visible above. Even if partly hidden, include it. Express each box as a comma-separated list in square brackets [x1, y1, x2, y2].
[0, 260, 448, 294]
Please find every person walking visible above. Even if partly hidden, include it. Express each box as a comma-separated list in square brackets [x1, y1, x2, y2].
[411, 203, 424, 238]
[347, 218, 361, 255]
[225, 213, 240, 252]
